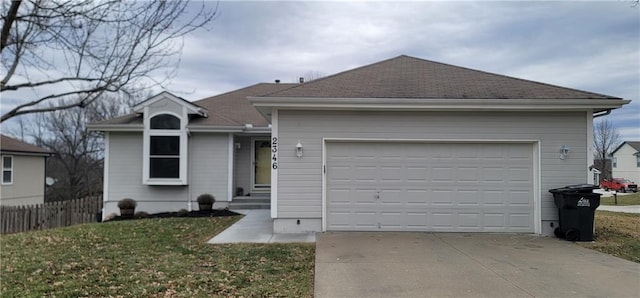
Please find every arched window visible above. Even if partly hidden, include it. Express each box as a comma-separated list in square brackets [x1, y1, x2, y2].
[150, 114, 180, 129]
[144, 113, 186, 184]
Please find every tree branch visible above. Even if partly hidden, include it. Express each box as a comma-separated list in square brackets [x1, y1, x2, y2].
[1, 77, 101, 91]
[0, 0, 21, 53]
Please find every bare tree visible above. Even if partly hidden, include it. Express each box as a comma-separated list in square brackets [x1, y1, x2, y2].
[593, 119, 622, 181]
[1, 0, 216, 122]
[27, 93, 138, 201]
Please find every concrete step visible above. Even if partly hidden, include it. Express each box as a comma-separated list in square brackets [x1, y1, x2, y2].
[230, 195, 270, 210]
[231, 197, 270, 204]
[229, 202, 270, 210]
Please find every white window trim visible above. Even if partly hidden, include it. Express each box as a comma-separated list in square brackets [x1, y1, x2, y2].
[2, 155, 13, 185]
[142, 108, 189, 185]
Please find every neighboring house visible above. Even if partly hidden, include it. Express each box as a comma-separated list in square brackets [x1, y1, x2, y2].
[90, 55, 629, 236]
[611, 141, 640, 183]
[0, 135, 52, 206]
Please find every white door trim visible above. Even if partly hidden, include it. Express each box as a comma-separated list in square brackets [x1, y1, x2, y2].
[251, 137, 271, 192]
[321, 138, 541, 234]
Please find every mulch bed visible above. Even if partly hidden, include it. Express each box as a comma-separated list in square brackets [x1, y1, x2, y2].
[105, 209, 240, 222]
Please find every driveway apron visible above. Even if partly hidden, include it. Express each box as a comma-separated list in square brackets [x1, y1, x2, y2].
[315, 232, 640, 297]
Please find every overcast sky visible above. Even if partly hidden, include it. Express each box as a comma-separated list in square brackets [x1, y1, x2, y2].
[162, 0, 639, 140]
[3, 1, 639, 140]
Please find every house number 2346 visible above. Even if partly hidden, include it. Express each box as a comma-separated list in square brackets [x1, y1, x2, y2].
[271, 137, 278, 169]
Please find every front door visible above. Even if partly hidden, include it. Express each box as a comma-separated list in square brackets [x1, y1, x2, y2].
[253, 140, 271, 190]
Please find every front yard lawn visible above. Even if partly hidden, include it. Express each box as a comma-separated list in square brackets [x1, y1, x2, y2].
[0, 217, 315, 297]
[579, 210, 640, 263]
[599, 192, 640, 206]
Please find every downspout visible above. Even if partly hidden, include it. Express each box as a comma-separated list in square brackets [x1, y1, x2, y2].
[593, 109, 611, 118]
[187, 128, 193, 211]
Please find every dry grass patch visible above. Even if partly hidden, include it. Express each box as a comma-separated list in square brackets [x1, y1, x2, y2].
[580, 211, 640, 263]
[0, 217, 315, 297]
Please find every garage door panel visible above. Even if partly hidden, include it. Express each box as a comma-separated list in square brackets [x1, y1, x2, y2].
[326, 142, 534, 232]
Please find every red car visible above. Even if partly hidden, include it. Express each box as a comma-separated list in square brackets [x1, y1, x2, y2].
[600, 178, 638, 193]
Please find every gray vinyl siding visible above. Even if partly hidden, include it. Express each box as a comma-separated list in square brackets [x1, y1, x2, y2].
[189, 133, 230, 202]
[233, 136, 252, 196]
[0, 155, 46, 206]
[105, 132, 229, 215]
[276, 110, 588, 221]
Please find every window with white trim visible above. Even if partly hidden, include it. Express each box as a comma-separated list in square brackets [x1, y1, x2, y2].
[636, 154, 640, 168]
[150, 136, 180, 178]
[144, 113, 187, 185]
[612, 157, 617, 168]
[2, 155, 13, 184]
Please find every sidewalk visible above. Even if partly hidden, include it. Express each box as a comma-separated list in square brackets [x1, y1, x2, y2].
[207, 210, 316, 244]
[597, 205, 640, 214]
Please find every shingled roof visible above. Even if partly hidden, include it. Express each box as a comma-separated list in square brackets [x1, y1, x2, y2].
[262, 55, 621, 100]
[1, 135, 52, 155]
[93, 83, 296, 127]
[190, 83, 296, 126]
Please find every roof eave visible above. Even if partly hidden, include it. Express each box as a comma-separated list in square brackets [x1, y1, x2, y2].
[249, 97, 630, 113]
[187, 125, 245, 133]
[0, 150, 53, 157]
[86, 124, 144, 132]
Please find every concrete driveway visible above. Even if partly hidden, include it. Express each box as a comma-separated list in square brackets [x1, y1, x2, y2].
[315, 232, 639, 297]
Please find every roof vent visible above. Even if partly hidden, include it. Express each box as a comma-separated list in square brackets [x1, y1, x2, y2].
[299, 77, 304, 83]
[275, 79, 280, 84]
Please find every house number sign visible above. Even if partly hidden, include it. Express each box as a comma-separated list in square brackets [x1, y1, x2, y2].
[271, 137, 278, 170]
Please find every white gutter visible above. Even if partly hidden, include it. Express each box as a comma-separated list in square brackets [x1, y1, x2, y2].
[86, 124, 144, 132]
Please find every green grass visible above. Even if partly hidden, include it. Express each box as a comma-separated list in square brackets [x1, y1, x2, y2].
[599, 192, 640, 206]
[0, 217, 315, 297]
[580, 211, 640, 263]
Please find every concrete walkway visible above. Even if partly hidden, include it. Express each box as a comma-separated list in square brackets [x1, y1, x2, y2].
[597, 205, 640, 213]
[315, 232, 640, 298]
[207, 210, 315, 244]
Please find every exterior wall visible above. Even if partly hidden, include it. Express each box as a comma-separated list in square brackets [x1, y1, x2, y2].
[189, 133, 231, 203]
[103, 132, 230, 217]
[275, 110, 589, 234]
[0, 155, 46, 206]
[612, 144, 640, 183]
[233, 136, 252, 196]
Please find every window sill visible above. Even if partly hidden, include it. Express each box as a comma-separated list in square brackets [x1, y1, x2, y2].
[144, 179, 187, 186]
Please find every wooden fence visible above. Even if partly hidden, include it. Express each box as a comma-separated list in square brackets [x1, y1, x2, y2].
[1, 196, 103, 234]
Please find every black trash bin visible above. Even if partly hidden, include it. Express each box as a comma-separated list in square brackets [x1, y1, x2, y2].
[549, 184, 601, 241]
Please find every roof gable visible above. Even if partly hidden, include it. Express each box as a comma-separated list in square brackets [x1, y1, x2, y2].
[90, 83, 296, 129]
[262, 55, 622, 100]
[1, 134, 52, 155]
[133, 91, 207, 117]
[612, 141, 640, 155]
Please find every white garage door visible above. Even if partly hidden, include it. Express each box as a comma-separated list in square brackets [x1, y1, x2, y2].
[326, 142, 534, 232]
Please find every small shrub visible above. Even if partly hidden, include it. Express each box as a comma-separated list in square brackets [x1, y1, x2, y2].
[117, 198, 137, 209]
[118, 198, 137, 218]
[177, 209, 189, 217]
[197, 193, 215, 204]
[197, 193, 215, 211]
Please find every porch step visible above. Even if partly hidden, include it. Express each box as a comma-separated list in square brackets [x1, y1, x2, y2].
[230, 196, 270, 210]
